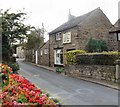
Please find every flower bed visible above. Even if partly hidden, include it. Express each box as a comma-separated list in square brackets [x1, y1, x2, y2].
[0, 64, 61, 106]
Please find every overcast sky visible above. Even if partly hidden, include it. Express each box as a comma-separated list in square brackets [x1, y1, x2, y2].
[0, 0, 120, 41]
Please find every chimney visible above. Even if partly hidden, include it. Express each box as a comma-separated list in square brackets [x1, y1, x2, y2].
[68, 9, 75, 21]
[118, 1, 120, 27]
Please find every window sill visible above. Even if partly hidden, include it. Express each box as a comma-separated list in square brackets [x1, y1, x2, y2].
[54, 64, 64, 67]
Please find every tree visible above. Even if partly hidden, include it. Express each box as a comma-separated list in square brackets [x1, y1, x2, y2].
[23, 29, 44, 50]
[1, 9, 32, 62]
[87, 38, 108, 52]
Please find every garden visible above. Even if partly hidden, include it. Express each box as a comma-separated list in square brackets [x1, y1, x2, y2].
[0, 64, 62, 107]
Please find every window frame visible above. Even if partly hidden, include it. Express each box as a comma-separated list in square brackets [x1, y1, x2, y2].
[117, 32, 120, 41]
[63, 32, 71, 43]
[54, 49, 63, 65]
[55, 32, 61, 41]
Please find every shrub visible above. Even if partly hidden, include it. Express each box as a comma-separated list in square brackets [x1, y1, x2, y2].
[56, 67, 64, 73]
[0, 64, 13, 87]
[87, 38, 108, 52]
[8, 63, 20, 74]
[65, 50, 86, 64]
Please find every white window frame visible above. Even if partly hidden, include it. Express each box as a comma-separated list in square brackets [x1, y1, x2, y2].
[118, 33, 120, 41]
[54, 49, 63, 65]
[63, 32, 71, 43]
[56, 32, 61, 41]
[44, 48, 48, 54]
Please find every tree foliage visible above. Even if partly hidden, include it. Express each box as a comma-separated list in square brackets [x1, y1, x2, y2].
[87, 38, 108, 52]
[1, 9, 32, 62]
[23, 29, 44, 50]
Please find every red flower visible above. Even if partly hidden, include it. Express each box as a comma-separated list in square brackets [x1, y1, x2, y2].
[4, 70, 7, 74]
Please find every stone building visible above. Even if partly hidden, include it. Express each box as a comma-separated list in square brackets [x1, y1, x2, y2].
[49, 7, 112, 67]
[38, 40, 49, 66]
[108, 19, 120, 51]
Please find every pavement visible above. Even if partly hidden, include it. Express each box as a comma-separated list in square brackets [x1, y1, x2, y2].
[30, 62, 119, 90]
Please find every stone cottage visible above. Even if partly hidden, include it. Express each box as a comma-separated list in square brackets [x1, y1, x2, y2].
[48, 7, 112, 67]
[38, 40, 49, 66]
[108, 19, 120, 51]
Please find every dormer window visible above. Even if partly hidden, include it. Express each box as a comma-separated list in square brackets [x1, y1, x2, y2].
[117, 33, 120, 41]
[55, 32, 61, 41]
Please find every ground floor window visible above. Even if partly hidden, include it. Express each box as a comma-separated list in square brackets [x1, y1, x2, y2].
[54, 49, 63, 65]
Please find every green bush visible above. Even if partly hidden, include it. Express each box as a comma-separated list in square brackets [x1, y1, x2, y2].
[76, 51, 120, 65]
[87, 38, 108, 52]
[56, 67, 64, 73]
[65, 50, 86, 64]
[8, 63, 20, 73]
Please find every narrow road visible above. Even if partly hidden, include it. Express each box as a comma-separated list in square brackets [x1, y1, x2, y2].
[18, 61, 118, 106]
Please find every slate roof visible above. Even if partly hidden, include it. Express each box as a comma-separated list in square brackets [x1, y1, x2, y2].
[109, 19, 120, 32]
[49, 7, 101, 35]
[114, 18, 120, 27]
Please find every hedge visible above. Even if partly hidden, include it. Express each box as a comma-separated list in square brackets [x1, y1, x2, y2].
[65, 50, 86, 64]
[65, 50, 120, 65]
[76, 51, 120, 65]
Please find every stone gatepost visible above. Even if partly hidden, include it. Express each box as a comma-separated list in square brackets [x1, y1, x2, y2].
[115, 60, 120, 82]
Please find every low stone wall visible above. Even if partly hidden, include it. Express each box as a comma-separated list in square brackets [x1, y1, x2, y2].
[65, 64, 116, 82]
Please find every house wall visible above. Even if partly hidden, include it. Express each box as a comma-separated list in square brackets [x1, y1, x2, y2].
[108, 32, 120, 51]
[108, 33, 118, 51]
[49, 27, 80, 67]
[77, 9, 112, 50]
[38, 41, 49, 66]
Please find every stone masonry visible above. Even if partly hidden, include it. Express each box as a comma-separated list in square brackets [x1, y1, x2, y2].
[65, 64, 116, 82]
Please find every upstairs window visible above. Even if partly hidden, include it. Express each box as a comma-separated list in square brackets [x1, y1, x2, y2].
[55, 32, 61, 41]
[63, 32, 71, 43]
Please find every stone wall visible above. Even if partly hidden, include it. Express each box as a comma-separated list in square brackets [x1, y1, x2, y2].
[65, 64, 116, 82]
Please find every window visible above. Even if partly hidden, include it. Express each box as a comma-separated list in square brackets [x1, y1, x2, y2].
[117, 33, 120, 41]
[41, 50, 43, 55]
[54, 49, 63, 65]
[44, 49, 48, 54]
[56, 32, 61, 41]
[63, 32, 71, 43]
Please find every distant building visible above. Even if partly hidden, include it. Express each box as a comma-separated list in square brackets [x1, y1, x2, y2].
[16, 46, 25, 58]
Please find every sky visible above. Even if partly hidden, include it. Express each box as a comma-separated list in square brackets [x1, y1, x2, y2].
[0, 0, 120, 41]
